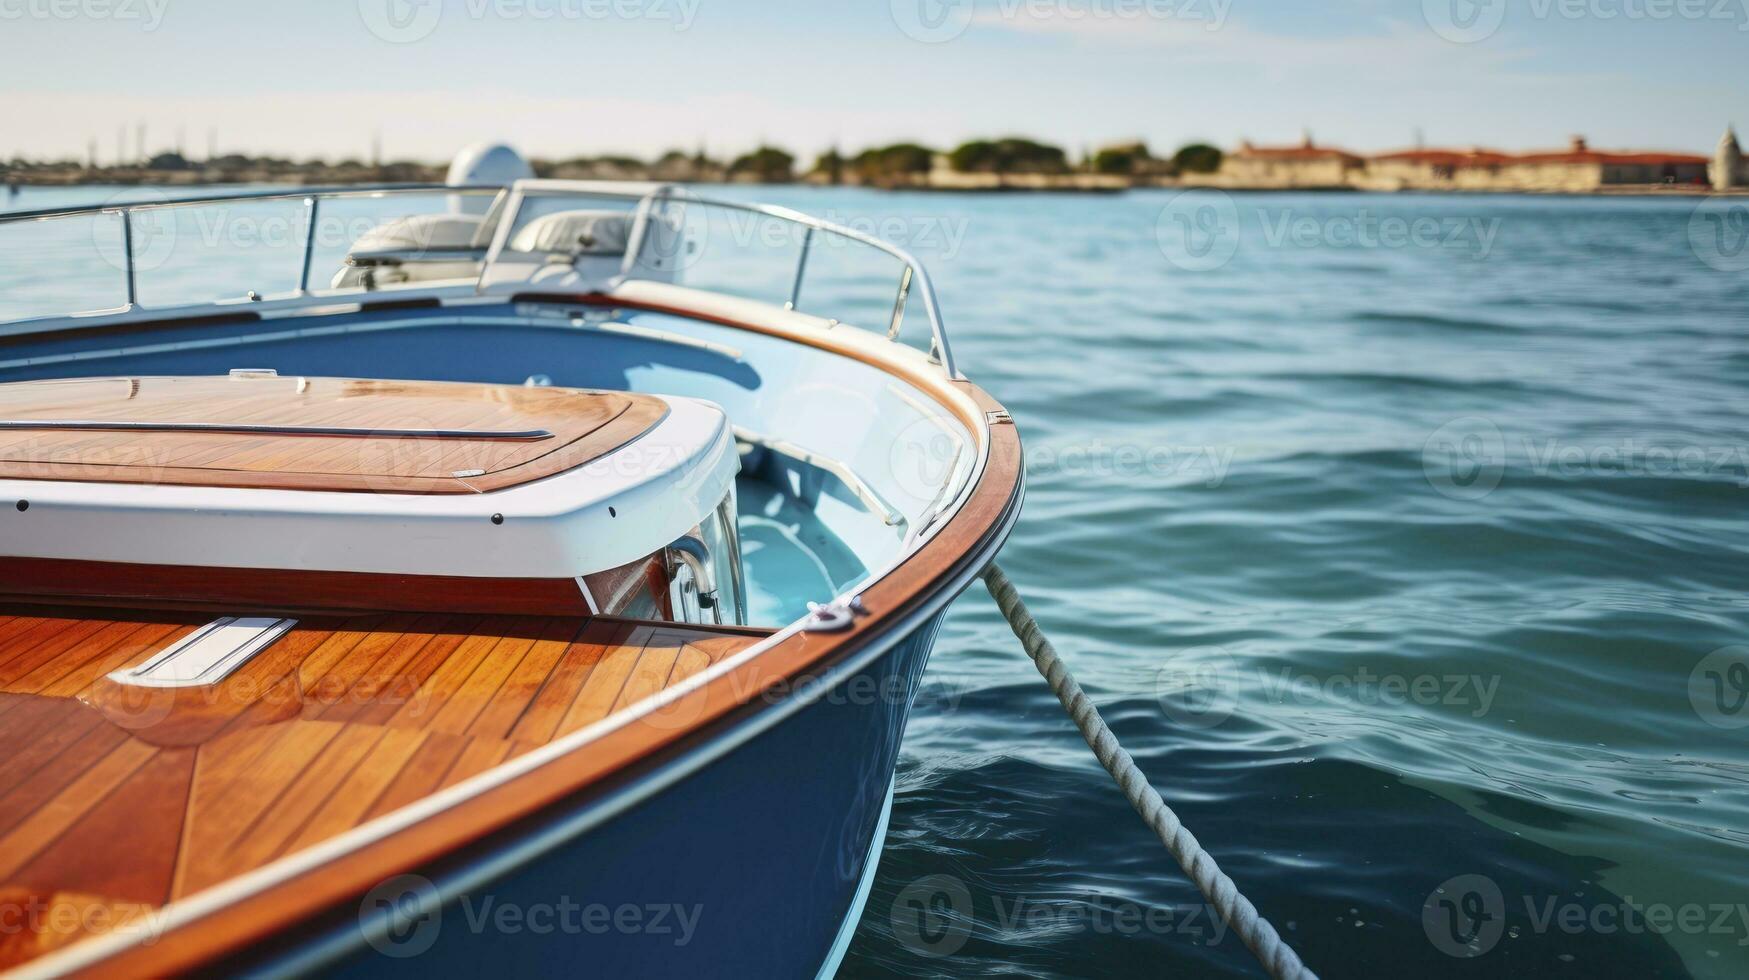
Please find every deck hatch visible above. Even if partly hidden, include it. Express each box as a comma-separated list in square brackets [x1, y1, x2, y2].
[108, 616, 297, 688]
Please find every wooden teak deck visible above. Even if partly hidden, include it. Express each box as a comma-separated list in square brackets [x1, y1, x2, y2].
[0, 605, 768, 970]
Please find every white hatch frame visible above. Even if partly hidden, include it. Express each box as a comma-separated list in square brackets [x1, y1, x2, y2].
[0, 394, 738, 580]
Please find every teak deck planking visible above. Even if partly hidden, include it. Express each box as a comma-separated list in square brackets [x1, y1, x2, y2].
[0, 606, 767, 970]
[0, 376, 667, 494]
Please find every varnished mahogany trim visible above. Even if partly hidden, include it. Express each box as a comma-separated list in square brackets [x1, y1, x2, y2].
[0, 558, 592, 618]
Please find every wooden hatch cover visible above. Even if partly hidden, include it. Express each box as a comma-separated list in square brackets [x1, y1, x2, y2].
[0, 375, 668, 494]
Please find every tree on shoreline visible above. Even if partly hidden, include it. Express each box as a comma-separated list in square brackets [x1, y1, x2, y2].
[1172, 143, 1224, 175]
[1092, 142, 1151, 175]
[729, 146, 795, 183]
[948, 138, 1069, 175]
[849, 143, 936, 186]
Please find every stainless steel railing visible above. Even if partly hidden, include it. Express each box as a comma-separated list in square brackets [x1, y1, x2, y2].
[0, 181, 959, 378]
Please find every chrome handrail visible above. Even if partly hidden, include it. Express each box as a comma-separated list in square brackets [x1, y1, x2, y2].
[0, 181, 960, 379]
[0, 184, 505, 223]
[622, 187, 960, 378]
[0, 184, 507, 307]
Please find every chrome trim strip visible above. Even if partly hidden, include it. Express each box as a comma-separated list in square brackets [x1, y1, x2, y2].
[815, 776, 894, 980]
[0, 420, 555, 441]
[108, 617, 297, 689]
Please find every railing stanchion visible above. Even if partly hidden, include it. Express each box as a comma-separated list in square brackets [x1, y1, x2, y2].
[786, 227, 814, 311]
[119, 209, 137, 308]
[299, 197, 319, 293]
[887, 265, 913, 341]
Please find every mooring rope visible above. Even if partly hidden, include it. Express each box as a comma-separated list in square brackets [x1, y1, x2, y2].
[981, 563, 1318, 980]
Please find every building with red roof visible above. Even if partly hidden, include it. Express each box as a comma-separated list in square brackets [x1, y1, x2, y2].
[1199, 132, 1717, 191]
[1222, 133, 1367, 188]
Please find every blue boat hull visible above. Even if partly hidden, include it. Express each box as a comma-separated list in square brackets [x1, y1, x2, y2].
[0, 309, 986, 978]
[257, 609, 947, 979]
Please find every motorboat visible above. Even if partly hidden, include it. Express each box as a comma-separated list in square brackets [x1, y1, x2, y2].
[0, 146, 1023, 977]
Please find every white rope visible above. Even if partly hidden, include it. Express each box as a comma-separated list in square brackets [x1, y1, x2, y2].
[982, 563, 1318, 980]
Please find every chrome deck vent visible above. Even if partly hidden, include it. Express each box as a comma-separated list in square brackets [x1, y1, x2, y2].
[108, 617, 297, 688]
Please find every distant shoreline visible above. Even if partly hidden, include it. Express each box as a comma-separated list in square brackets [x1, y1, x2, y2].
[7, 168, 1741, 198]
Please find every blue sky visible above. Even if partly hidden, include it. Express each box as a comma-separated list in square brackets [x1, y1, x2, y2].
[2, 0, 1744, 162]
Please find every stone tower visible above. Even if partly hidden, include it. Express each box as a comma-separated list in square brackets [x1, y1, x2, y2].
[1715, 126, 1743, 191]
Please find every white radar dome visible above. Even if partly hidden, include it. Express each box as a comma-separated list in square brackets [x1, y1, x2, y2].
[446, 143, 533, 215]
